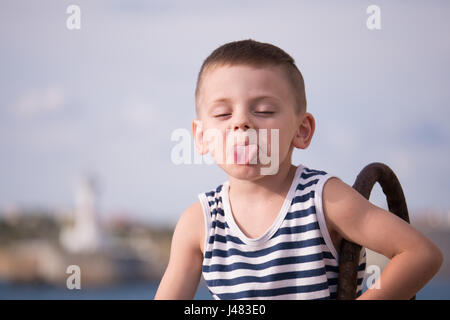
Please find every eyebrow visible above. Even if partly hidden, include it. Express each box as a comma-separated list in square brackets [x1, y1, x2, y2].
[210, 97, 231, 105]
[209, 95, 281, 106]
[251, 95, 281, 104]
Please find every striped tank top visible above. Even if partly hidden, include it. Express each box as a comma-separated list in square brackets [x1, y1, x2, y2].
[198, 165, 366, 300]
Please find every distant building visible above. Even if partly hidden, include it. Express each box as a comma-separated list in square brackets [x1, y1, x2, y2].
[60, 174, 103, 253]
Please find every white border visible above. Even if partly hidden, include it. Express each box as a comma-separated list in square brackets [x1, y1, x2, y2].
[314, 174, 340, 261]
[222, 165, 303, 246]
[198, 192, 212, 256]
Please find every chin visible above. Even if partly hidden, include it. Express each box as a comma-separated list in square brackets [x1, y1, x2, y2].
[219, 163, 264, 180]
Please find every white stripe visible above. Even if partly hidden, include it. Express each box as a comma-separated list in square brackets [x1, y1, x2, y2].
[286, 202, 316, 216]
[207, 199, 316, 228]
[291, 196, 315, 210]
[237, 288, 330, 300]
[206, 229, 323, 252]
[205, 229, 325, 252]
[204, 243, 331, 267]
[299, 172, 327, 183]
[323, 258, 338, 266]
[329, 284, 337, 294]
[203, 260, 326, 280]
[326, 271, 338, 280]
[210, 275, 329, 296]
[291, 184, 316, 197]
[278, 212, 319, 228]
[206, 183, 316, 212]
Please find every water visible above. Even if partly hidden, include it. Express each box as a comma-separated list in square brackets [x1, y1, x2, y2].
[0, 279, 448, 300]
[416, 279, 450, 300]
[0, 281, 213, 300]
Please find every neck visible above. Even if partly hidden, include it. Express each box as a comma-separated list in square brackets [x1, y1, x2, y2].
[227, 157, 297, 200]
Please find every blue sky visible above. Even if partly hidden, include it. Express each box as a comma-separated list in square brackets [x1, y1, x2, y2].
[0, 0, 449, 225]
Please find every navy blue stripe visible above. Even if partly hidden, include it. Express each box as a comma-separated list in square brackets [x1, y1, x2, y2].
[206, 267, 326, 287]
[323, 251, 334, 259]
[325, 264, 339, 272]
[209, 234, 244, 245]
[203, 251, 326, 273]
[301, 171, 326, 180]
[316, 296, 332, 300]
[325, 265, 338, 273]
[205, 191, 215, 197]
[205, 185, 223, 198]
[291, 190, 314, 205]
[208, 198, 223, 207]
[304, 167, 327, 175]
[326, 276, 365, 288]
[295, 179, 319, 191]
[285, 205, 316, 220]
[210, 208, 225, 217]
[206, 233, 241, 245]
[301, 170, 327, 179]
[216, 281, 330, 299]
[211, 220, 228, 229]
[325, 262, 366, 274]
[208, 222, 320, 246]
[204, 237, 325, 259]
[273, 221, 319, 237]
[327, 277, 338, 286]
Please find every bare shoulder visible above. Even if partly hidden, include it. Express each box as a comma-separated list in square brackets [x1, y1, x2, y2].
[322, 176, 367, 203]
[155, 202, 205, 299]
[179, 201, 204, 225]
[173, 201, 205, 253]
[321, 177, 372, 241]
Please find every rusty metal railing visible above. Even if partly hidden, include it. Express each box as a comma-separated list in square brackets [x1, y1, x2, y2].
[336, 162, 415, 300]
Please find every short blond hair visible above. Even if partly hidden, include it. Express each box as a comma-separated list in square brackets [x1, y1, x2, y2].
[195, 39, 307, 115]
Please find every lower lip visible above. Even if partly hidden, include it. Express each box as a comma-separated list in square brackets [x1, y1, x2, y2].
[233, 144, 258, 165]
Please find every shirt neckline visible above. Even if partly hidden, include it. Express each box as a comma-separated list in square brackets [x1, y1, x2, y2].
[221, 164, 304, 246]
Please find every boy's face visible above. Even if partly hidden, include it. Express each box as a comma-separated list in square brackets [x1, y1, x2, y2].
[194, 64, 312, 180]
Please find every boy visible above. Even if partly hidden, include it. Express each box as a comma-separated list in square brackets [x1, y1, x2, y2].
[155, 39, 442, 300]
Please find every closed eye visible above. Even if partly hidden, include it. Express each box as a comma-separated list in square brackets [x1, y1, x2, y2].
[214, 114, 231, 118]
[255, 111, 274, 115]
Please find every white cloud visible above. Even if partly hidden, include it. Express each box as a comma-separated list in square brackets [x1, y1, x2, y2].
[120, 97, 159, 129]
[322, 125, 360, 154]
[11, 85, 66, 118]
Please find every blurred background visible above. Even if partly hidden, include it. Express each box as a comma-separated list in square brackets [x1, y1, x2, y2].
[0, 0, 449, 299]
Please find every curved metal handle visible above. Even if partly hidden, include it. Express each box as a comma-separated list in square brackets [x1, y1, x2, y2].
[336, 162, 415, 300]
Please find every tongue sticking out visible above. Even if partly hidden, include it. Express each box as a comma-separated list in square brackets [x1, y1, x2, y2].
[235, 144, 258, 165]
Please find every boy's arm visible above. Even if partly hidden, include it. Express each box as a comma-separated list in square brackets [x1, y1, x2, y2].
[154, 202, 204, 300]
[323, 177, 443, 300]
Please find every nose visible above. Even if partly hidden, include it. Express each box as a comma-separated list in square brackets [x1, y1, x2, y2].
[232, 110, 251, 131]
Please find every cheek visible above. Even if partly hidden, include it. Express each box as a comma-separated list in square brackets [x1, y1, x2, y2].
[264, 128, 292, 155]
[203, 128, 227, 161]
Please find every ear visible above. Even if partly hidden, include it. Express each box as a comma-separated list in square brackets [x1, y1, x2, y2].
[292, 112, 315, 149]
[192, 119, 209, 155]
